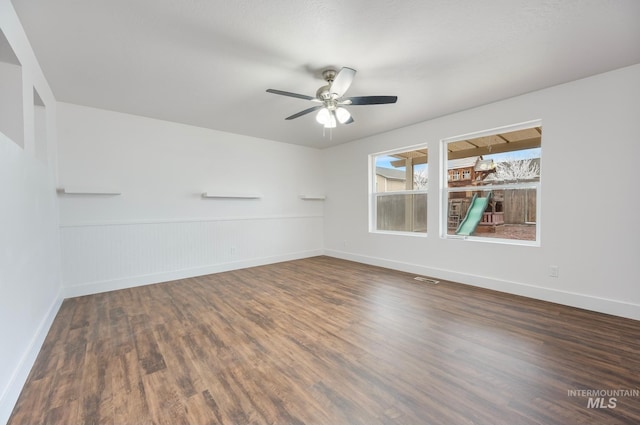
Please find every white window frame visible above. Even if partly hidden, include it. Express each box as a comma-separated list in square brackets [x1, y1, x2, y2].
[369, 144, 429, 236]
[440, 120, 542, 246]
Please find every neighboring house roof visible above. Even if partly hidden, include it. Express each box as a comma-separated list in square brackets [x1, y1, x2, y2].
[376, 167, 406, 181]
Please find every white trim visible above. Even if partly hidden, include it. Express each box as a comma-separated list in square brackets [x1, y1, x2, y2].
[368, 154, 376, 231]
[0, 292, 63, 425]
[59, 214, 324, 228]
[370, 229, 428, 238]
[62, 249, 323, 298]
[374, 189, 429, 196]
[446, 234, 540, 247]
[369, 142, 430, 158]
[324, 250, 640, 321]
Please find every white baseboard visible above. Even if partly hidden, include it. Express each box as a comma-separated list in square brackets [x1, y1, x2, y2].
[324, 249, 640, 321]
[62, 249, 323, 298]
[0, 292, 63, 425]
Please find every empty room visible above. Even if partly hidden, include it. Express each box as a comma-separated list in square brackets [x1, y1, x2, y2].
[1, 1, 639, 424]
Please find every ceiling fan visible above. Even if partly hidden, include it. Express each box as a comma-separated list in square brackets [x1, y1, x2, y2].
[266, 67, 397, 129]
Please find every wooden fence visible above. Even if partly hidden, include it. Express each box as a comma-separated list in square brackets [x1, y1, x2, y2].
[503, 188, 536, 224]
[376, 193, 427, 232]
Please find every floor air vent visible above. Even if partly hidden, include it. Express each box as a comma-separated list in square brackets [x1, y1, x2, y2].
[414, 276, 439, 284]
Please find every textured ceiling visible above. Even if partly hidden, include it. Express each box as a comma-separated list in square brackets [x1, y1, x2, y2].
[10, 0, 640, 148]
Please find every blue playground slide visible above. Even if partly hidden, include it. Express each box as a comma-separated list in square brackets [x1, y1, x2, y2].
[455, 193, 491, 236]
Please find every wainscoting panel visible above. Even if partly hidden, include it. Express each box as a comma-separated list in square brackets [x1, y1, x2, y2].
[60, 215, 323, 296]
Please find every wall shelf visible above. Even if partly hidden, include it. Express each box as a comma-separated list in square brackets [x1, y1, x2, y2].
[299, 195, 326, 200]
[201, 192, 261, 199]
[57, 187, 121, 196]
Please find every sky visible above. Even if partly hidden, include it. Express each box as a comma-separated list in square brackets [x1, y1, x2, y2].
[485, 147, 541, 162]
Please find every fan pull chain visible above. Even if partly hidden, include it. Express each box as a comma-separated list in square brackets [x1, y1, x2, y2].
[321, 125, 333, 140]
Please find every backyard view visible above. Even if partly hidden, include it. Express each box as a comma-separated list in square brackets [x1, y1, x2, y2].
[445, 124, 541, 242]
[373, 147, 428, 233]
[372, 123, 541, 242]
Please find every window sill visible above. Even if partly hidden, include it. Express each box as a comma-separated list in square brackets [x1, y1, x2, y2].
[443, 234, 539, 247]
[370, 230, 428, 238]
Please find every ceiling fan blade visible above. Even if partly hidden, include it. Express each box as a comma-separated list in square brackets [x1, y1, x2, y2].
[266, 89, 315, 101]
[344, 116, 354, 124]
[344, 95, 398, 105]
[285, 105, 324, 120]
[330, 67, 356, 97]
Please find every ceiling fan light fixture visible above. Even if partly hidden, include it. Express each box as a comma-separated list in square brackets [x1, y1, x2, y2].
[267, 66, 398, 132]
[324, 112, 337, 129]
[335, 107, 351, 124]
[316, 106, 348, 128]
[316, 107, 330, 125]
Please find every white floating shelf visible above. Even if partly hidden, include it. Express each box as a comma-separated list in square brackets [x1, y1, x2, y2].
[57, 187, 121, 196]
[299, 195, 326, 200]
[201, 192, 262, 199]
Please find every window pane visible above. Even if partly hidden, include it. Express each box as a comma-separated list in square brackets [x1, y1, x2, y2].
[371, 146, 428, 235]
[375, 149, 428, 192]
[376, 193, 427, 233]
[446, 188, 536, 240]
[444, 123, 541, 242]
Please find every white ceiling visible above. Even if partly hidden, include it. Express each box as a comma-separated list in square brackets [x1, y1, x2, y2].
[10, 0, 640, 148]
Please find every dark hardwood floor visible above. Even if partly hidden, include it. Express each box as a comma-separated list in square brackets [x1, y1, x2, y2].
[8, 256, 640, 424]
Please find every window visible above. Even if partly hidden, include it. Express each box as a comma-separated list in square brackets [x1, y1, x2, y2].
[442, 121, 541, 244]
[370, 146, 428, 234]
[0, 29, 24, 147]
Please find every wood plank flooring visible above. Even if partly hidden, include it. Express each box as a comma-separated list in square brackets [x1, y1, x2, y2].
[8, 256, 640, 425]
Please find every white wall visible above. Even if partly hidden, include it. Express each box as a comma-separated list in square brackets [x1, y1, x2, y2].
[323, 64, 640, 320]
[56, 102, 325, 296]
[0, 1, 61, 424]
[0, 61, 23, 147]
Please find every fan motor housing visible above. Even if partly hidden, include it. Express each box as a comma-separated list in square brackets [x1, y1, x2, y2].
[322, 69, 337, 82]
[316, 85, 332, 101]
[317, 69, 338, 101]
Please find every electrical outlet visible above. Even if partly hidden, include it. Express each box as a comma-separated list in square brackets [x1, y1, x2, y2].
[549, 265, 559, 278]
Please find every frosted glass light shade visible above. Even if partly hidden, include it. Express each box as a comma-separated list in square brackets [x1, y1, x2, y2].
[316, 108, 330, 124]
[335, 107, 351, 124]
[324, 114, 337, 128]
